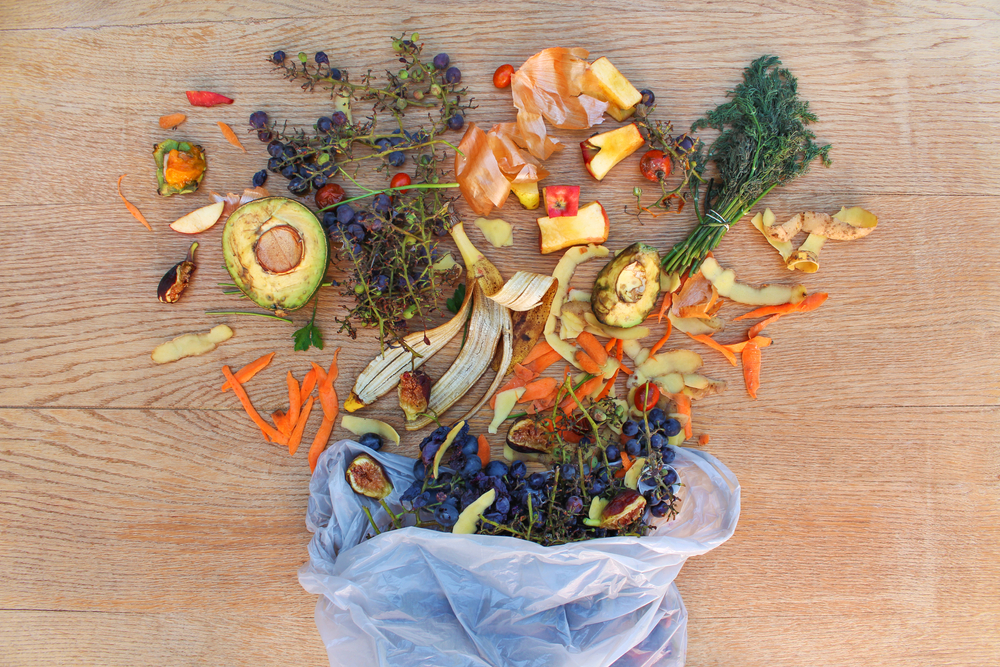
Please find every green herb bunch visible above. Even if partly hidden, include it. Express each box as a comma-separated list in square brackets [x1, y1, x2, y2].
[661, 55, 832, 276]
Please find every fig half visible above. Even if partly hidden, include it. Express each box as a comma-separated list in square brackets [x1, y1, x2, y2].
[158, 242, 198, 304]
[345, 453, 393, 500]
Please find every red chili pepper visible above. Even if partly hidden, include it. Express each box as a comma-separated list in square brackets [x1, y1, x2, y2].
[633, 382, 660, 412]
[185, 90, 234, 107]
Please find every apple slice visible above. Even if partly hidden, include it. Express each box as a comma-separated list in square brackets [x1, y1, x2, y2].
[581, 123, 645, 181]
[543, 185, 580, 218]
[587, 57, 642, 109]
[510, 180, 540, 209]
[169, 201, 225, 234]
[606, 101, 636, 122]
[537, 201, 610, 255]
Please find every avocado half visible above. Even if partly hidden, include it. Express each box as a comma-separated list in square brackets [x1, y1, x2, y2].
[592, 242, 660, 328]
[153, 140, 206, 196]
[222, 197, 329, 315]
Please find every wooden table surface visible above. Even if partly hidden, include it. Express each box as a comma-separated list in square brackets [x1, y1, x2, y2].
[2, 1, 999, 665]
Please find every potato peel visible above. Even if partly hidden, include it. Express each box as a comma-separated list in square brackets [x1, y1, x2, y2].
[699, 256, 807, 306]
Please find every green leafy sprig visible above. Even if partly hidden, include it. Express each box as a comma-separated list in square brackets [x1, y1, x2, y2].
[293, 299, 324, 351]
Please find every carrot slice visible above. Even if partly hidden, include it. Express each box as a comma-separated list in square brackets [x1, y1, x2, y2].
[272, 410, 289, 435]
[648, 320, 673, 357]
[742, 342, 761, 400]
[221, 365, 287, 444]
[520, 340, 554, 367]
[518, 377, 560, 403]
[576, 331, 608, 366]
[217, 121, 247, 153]
[748, 314, 782, 339]
[559, 376, 604, 414]
[158, 113, 186, 129]
[656, 293, 672, 324]
[300, 367, 317, 403]
[310, 362, 328, 386]
[673, 393, 692, 439]
[723, 336, 772, 353]
[575, 350, 603, 375]
[326, 348, 341, 383]
[698, 434, 711, 446]
[221, 352, 275, 392]
[616, 339, 624, 362]
[684, 331, 737, 366]
[604, 337, 618, 353]
[288, 396, 315, 456]
[477, 435, 490, 467]
[308, 416, 335, 472]
[286, 371, 301, 429]
[317, 350, 340, 421]
[524, 349, 562, 375]
[117, 175, 152, 231]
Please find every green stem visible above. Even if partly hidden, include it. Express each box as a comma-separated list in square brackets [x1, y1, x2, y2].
[362, 506, 382, 536]
[205, 310, 292, 323]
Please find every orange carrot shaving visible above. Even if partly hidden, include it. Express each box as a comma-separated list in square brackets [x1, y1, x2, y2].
[217, 121, 246, 153]
[513, 363, 537, 383]
[288, 396, 315, 456]
[308, 416, 335, 472]
[575, 350, 603, 375]
[317, 349, 341, 420]
[698, 434, 711, 446]
[734, 292, 829, 321]
[272, 410, 289, 435]
[158, 113, 186, 129]
[748, 314, 782, 338]
[576, 331, 608, 366]
[221, 352, 275, 391]
[518, 377, 559, 403]
[221, 365, 287, 444]
[490, 376, 528, 409]
[673, 393, 692, 439]
[286, 371, 301, 429]
[649, 320, 674, 357]
[656, 293, 673, 323]
[524, 349, 562, 375]
[683, 331, 737, 366]
[559, 376, 603, 414]
[117, 175, 152, 231]
[723, 336, 772, 353]
[300, 367, 317, 403]
[561, 430, 583, 444]
[477, 435, 490, 467]
[595, 368, 620, 401]
[614, 468, 626, 479]
[605, 337, 618, 353]
[616, 339, 624, 362]
[520, 340, 554, 367]
[742, 342, 761, 400]
[621, 452, 634, 470]
[310, 361, 328, 389]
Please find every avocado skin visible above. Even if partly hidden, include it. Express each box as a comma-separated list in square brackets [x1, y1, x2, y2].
[592, 242, 660, 328]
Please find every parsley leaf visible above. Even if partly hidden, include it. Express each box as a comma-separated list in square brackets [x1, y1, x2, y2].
[445, 283, 466, 314]
[293, 300, 324, 351]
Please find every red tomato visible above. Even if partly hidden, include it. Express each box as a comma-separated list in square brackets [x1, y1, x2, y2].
[633, 382, 660, 412]
[493, 64, 514, 89]
[639, 150, 673, 182]
[390, 172, 412, 190]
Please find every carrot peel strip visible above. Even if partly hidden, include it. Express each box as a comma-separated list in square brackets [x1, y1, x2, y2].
[595, 368, 619, 401]
[221, 352, 275, 391]
[605, 337, 618, 353]
[117, 175, 152, 231]
[673, 393, 692, 439]
[286, 371, 301, 429]
[524, 349, 562, 375]
[318, 350, 340, 421]
[576, 331, 608, 366]
[649, 321, 673, 357]
[519, 377, 559, 403]
[477, 435, 490, 467]
[218, 121, 247, 153]
[520, 340, 554, 366]
[742, 342, 761, 400]
[656, 293, 672, 324]
[684, 331, 737, 366]
[300, 368, 317, 403]
[308, 416, 335, 472]
[288, 396, 315, 456]
[748, 314, 782, 339]
[221, 365, 286, 444]
[575, 350, 603, 375]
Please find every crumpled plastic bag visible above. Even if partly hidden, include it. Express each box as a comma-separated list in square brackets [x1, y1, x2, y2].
[299, 439, 740, 667]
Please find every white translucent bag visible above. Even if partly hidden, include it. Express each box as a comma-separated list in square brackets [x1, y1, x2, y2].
[300, 439, 740, 667]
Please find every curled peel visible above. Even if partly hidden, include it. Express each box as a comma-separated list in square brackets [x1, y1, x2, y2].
[456, 122, 548, 217]
[489, 271, 556, 311]
[699, 256, 807, 306]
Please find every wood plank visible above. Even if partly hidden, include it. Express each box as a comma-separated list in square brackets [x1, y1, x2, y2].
[0, 0, 997, 31]
[0, 15, 998, 208]
[1, 195, 997, 410]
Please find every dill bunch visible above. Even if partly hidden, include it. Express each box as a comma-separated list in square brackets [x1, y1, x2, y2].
[661, 55, 832, 276]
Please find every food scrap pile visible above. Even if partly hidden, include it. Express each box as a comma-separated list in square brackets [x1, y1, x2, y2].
[126, 35, 878, 547]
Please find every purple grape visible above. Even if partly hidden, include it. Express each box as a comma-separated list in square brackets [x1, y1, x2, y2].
[432, 53, 449, 70]
[444, 66, 461, 84]
[565, 496, 584, 514]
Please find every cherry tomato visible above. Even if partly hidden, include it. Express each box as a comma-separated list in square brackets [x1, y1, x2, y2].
[493, 64, 514, 89]
[639, 150, 673, 182]
[390, 172, 412, 190]
[314, 183, 345, 209]
[633, 382, 660, 412]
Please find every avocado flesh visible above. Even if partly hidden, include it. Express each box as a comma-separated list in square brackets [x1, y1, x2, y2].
[592, 242, 660, 328]
[153, 140, 205, 196]
[222, 197, 329, 315]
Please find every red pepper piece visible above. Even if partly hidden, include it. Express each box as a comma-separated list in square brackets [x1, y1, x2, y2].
[185, 90, 234, 107]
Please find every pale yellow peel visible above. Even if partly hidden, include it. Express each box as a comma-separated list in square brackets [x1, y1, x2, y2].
[151, 325, 232, 364]
[340, 415, 401, 446]
[700, 256, 806, 306]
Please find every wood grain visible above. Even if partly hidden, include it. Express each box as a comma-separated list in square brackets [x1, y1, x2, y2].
[1, 1, 998, 666]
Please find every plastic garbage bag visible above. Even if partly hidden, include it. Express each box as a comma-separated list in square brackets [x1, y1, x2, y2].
[300, 439, 740, 667]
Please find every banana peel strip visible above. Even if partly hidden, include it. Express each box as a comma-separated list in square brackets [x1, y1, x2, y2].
[488, 271, 556, 311]
[346, 273, 474, 410]
[699, 256, 807, 306]
[406, 283, 511, 431]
